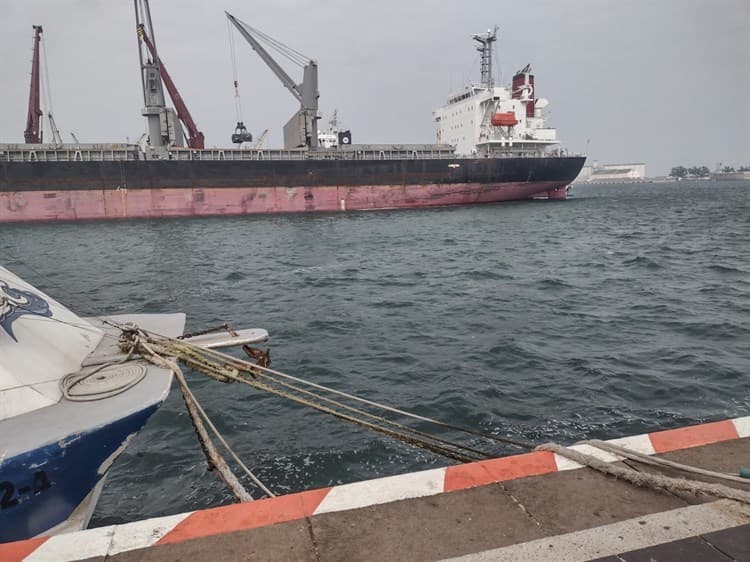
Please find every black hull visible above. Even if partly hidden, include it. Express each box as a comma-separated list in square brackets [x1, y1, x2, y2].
[1, 156, 585, 192]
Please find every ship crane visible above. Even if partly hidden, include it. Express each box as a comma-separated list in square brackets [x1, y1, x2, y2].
[24, 26, 43, 144]
[134, 0, 168, 150]
[135, 0, 197, 151]
[253, 128, 269, 149]
[227, 20, 253, 145]
[226, 13, 319, 150]
[136, 24, 205, 149]
[47, 114, 63, 145]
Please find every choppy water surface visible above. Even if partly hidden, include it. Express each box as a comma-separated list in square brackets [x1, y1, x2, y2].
[2, 180, 749, 525]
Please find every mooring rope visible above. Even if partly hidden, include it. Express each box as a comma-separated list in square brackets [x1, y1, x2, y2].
[146, 336, 485, 462]
[109, 320, 750, 507]
[537, 442, 750, 505]
[140, 340, 268, 501]
[222, 358, 533, 450]
[118, 326, 507, 463]
[165, 333, 530, 450]
[582, 439, 750, 485]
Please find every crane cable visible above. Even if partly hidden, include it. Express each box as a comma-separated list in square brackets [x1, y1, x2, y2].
[40, 35, 62, 145]
[227, 18, 243, 124]
[39, 33, 49, 142]
[239, 21, 309, 67]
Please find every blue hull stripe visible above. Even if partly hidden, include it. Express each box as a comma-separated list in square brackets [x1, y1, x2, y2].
[0, 405, 159, 543]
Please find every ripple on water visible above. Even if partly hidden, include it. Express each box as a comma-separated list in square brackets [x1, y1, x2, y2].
[623, 256, 662, 269]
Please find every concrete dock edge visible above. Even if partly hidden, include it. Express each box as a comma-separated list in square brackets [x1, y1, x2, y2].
[3, 416, 749, 561]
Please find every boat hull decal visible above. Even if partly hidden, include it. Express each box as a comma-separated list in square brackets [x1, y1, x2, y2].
[0, 281, 51, 342]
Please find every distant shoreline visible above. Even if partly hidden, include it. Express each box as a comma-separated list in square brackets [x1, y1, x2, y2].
[573, 175, 750, 186]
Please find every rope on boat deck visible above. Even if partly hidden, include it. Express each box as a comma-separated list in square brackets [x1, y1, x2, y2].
[537, 442, 750, 505]
[60, 346, 143, 401]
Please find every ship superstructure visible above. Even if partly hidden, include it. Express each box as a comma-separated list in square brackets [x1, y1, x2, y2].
[434, 28, 558, 157]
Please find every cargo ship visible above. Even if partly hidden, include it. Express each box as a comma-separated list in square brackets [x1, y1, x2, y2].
[0, 10, 584, 224]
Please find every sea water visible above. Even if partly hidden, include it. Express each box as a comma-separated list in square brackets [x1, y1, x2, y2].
[2, 180, 748, 525]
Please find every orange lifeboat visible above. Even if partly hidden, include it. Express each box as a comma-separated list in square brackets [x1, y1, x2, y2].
[491, 112, 518, 127]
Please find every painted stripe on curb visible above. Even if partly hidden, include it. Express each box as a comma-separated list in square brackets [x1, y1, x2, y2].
[553, 443, 621, 471]
[0, 538, 47, 562]
[18, 513, 190, 562]
[441, 499, 750, 562]
[3, 416, 749, 561]
[608, 432, 655, 455]
[109, 512, 191, 554]
[444, 451, 557, 492]
[649, 419, 739, 453]
[159, 488, 330, 545]
[314, 468, 446, 514]
[25, 525, 115, 562]
[733, 416, 750, 438]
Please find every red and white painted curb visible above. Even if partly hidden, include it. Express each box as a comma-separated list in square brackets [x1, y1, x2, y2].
[3, 416, 749, 561]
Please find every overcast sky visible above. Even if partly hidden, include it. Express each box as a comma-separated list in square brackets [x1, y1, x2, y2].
[1, 0, 747, 174]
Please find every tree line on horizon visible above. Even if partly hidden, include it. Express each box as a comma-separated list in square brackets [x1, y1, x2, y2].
[669, 165, 750, 178]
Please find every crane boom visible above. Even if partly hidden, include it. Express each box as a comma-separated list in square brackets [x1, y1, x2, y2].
[137, 24, 205, 149]
[226, 13, 319, 150]
[48, 112, 63, 145]
[225, 13, 301, 103]
[24, 25, 43, 144]
[253, 129, 269, 149]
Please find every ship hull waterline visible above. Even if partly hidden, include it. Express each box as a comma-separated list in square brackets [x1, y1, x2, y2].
[0, 156, 585, 223]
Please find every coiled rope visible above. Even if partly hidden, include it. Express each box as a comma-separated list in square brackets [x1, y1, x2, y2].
[60, 347, 145, 401]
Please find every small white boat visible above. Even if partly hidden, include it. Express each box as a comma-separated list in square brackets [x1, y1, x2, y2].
[181, 328, 268, 349]
[0, 266, 268, 543]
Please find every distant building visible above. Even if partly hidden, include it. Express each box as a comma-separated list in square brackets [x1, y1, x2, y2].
[711, 171, 750, 181]
[574, 162, 646, 183]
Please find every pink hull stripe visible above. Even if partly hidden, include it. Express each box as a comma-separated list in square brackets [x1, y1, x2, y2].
[6, 417, 745, 560]
[156, 487, 331, 546]
[0, 181, 565, 223]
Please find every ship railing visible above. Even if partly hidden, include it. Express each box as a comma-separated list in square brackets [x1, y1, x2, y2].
[0, 144, 580, 163]
[0, 144, 140, 163]
[164, 146, 458, 162]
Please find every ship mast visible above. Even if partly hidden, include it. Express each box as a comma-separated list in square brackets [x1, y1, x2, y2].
[472, 27, 498, 89]
[24, 26, 43, 144]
